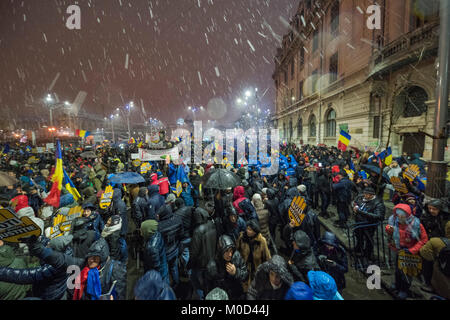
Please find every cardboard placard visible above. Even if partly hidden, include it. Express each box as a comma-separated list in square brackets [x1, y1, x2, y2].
[403, 164, 420, 182]
[140, 162, 151, 174]
[49, 206, 83, 239]
[344, 169, 354, 181]
[390, 176, 408, 194]
[0, 208, 42, 243]
[397, 250, 422, 277]
[288, 196, 307, 227]
[100, 186, 114, 210]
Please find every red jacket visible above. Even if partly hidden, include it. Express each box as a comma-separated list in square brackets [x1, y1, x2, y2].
[11, 195, 29, 213]
[385, 203, 428, 255]
[232, 186, 246, 214]
[157, 177, 170, 195]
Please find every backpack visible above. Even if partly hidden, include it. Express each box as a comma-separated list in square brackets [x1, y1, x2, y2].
[438, 238, 450, 277]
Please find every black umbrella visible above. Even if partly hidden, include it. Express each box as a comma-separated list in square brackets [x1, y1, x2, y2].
[202, 168, 242, 190]
[360, 164, 391, 183]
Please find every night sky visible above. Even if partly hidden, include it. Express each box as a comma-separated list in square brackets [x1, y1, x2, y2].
[0, 0, 298, 127]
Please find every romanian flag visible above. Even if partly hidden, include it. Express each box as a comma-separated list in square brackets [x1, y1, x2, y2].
[63, 168, 81, 201]
[75, 129, 91, 139]
[337, 130, 351, 151]
[44, 140, 64, 208]
[384, 147, 392, 165]
[137, 141, 143, 148]
[129, 137, 136, 144]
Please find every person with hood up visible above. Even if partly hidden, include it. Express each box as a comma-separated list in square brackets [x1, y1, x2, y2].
[132, 187, 154, 229]
[111, 188, 128, 237]
[265, 188, 282, 251]
[147, 184, 165, 216]
[232, 185, 248, 216]
[206, 234, 249, 300]
[28, 237, 127, 300]
[247, 255, 294, 300]
[141, 219, 169, 284]
[315, 232, 348, 292]
[156, 171, 170, 197]
[189, 207, 217, 300]
[82, 203, 105, 241]
[205, 287, 229, 300]
[0, 235, 73, 300]
[70, 217, 97, 259]
[332, 171, 355, 228]
[0, 240, 30, 300]
[221, 205, 247, 243]
[251, 193, 272, 247]
[181, 180, 195, 207]
[287, 229, 321, 282]
[385, 203, 428, 299]
[157, 203, 185, 287]
[236, 219, 271, 292]
[307, 271, 344, 300]
[173, 198, 194, 276]
[102, 215, 127, 264]
[284, 281, 314, 300]
[134, 270, 176, 300]
[420, 199, 450, 239]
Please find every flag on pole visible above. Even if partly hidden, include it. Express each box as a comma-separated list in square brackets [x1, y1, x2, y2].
[63, 168, 81, 201]
[337, 130, 351, 151]
[75, 129, 91, 139]
[384, 147, 392, 165]
[44, 140, 64, 208]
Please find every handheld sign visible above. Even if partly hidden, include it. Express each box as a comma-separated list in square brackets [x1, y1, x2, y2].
[288, 196, 307, 227]
[397, 250, 422, 277]
[100, 186, 114, 210]
[390, 176, 408, 194]
[132, 159, 141, 167]
[49, 206, 83, 239]
[174, 180, 183, 197]
[344, 169, 354, 181]
[403, 164, 420, 182]
[0, 208, 42, 243]
[140, 162, 151, 174]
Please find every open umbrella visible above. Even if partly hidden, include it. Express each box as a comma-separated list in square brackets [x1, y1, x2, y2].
[202, 168, 241, 190]
[80, 151, 97, 159]
[360, 164, 391, 183]
[109, 172, 146, 184]
[0, 172, 19, 187]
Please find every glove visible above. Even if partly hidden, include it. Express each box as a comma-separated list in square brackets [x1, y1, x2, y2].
[318, 255, 327, 263]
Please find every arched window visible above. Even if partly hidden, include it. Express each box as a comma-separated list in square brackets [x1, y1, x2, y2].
[402, 86, 428, 118]
[326, 109, 337, 137]
[297, 117, 303, 139]
[309, 115, 316, 137]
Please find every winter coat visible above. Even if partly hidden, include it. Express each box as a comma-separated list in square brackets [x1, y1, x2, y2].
[157, 205, 185, 260]
[112, 188, 127, 236]
[385, 204, 428, 255]
[332, 177, 354, 203]
[316, 232, 348, 291]
[265, 188, 283, 226]
[410, 153, 426, 175]
[353, 194, 386, 224]
[71, 220, 97, 259]
[134, 270, 176, 300]
[156, 177, 170, 195]
[29, 238, 127, 300]
[141, 220, 169, 283]
[181, 186, 195, 207]
[236, 232, 271, 291]
[189, 208, 217, 270]
[289, 230, 321, 282]
[84, 211, 105, 241]
[282, 207, 321, 248]
[221, 207, 247, 243]
[148, 185, 165, 215]
[132, 188, 152, 228]
[252, 196, 272, 244]
[317, 171, 331, 194]
[232, 186, 247, 215]
[420, 200, 450, 239]
[238, 198, 259, 222]
[206, 235, 249, 300]
[247, 255, 294, 300]
[0, 245, 30, 300]
[174, 204, 194, 239]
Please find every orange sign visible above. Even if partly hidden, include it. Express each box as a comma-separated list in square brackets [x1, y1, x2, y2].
[288, 196, 307, 227]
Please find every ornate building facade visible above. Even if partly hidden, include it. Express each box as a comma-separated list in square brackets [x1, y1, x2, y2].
[272, 0, 449, 161]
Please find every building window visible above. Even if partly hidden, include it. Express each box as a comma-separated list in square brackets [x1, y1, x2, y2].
[402, 86, 428, 118]
[309, 115, 317, 137]
[410, 0, 439, 30]
[299, 48, 305, 70]
[373, 116, 380, 138]
[330, 1, 339, 36]
[326, 109, 337, 137]
[329, 52, 338, 83]
[297, 117, 303, 139]
[313, 30, 319, 52]
[299, 80, 304, 100]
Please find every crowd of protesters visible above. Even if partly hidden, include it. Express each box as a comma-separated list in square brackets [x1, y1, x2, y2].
[0, 139, 448, 300]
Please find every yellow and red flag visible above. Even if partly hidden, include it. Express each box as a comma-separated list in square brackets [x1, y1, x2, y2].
[337, 130, 351, 151]
[44, 140, 63, 208]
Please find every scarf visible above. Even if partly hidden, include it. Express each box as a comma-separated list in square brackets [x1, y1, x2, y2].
[73, 266, 102, 300]
[101, 222, 122, 238]
[388, 213, 421, 250]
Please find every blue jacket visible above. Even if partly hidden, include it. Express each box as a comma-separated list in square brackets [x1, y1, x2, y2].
[143, 231, 169, 284]
[148, 185, 165, 214]
[181, 186, 195, 207]
[85, 212, 105, 241]
[238, 198, 259, 222]
[332, 177, 354, 203]
[168, 163, 177, 185]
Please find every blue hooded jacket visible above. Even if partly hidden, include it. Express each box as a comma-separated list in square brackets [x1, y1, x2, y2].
[307, 271, 344, 300]
[134, 270, 176, 300]
[284, 282, 314, 300]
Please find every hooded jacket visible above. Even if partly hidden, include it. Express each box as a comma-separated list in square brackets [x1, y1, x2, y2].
[157, 205, 185, 260]
[221, 205, 247, 243]
[29, 238, 127, 300]
[353, 193, 386, 223]
[232, 186, 247, 214]
[174, 202, 194, 239]
[247, 255, 294, 300]
[265, 188, 283, 226]
[112, 188, 128, 237]
[134, 270, 176, 300]
[141, 220, 169, 282]
[0, 245, 30, 300]
[189, 208, 217, 270]
[252, 194, 271, 243]
[289, 230, 320, 282]
[420, 199, 450, 239]
[71, 217, 97, 259]
[308, 271, 344, 300]
[148, 185, 165, 214]
[206, 235, 249, 300]
[132, 188, 152, 228]
[386, 203, 428, 255]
